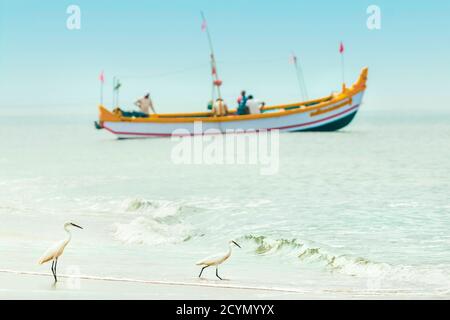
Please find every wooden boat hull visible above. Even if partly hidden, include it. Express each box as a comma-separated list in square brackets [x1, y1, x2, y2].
[98, 68, 368, 139]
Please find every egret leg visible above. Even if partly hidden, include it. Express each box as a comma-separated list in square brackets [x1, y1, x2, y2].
[198, 266, 208, 278]
[215, 266, 223, 280]
[51, 260, 57, 282]
[53, 258, 58, 282]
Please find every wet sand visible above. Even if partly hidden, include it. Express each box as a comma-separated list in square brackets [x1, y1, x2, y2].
[0, 272, 315, 300]
[1, 271, 447, 300]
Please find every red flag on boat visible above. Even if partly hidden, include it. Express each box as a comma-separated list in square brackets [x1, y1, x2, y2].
[201, 19, 207, 32]
[339, 42, 344, 54]
[99, 70, 105, 83]
[211, 66, 216, 75]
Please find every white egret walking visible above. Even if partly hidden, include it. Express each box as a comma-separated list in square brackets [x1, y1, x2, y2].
[38, 222, 83, 282]
[196, 240, 241, 280]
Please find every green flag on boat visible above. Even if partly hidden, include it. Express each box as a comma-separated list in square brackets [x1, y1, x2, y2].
[114, 81, 121, 91]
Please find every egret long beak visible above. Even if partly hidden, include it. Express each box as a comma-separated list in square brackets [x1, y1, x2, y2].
[71, 223, 83, 229]
[232, 240, 241, 248]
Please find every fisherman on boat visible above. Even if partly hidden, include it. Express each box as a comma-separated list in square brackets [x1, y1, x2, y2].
[135, 93, 156, 115]
[237, 90, 247, 105]
[112, 93, 155, 118]
[236, 90, 249, 115]
[212, 98, 228, 117]
[246, 95, 265, 114]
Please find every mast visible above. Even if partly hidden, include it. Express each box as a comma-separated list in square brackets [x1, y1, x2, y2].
[201, 11, 222, 100]
[291, 52, 308, 101]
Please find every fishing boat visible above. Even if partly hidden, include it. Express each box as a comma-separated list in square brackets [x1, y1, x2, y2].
[96, 67, 368, 139]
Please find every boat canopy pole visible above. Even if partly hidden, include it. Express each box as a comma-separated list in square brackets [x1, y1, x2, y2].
[291, 52, 308, 101]
[201, 11, 222, 100]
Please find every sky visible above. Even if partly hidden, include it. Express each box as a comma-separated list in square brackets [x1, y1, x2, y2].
[0, 0, 449, 114]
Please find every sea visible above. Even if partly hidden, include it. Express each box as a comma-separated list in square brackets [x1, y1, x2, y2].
[0, 105, 449, 298]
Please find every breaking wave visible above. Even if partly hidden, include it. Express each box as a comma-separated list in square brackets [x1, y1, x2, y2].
[113, 199, 202, 245]
[242, 234, 450, 287]
[242, 234, 378, 275]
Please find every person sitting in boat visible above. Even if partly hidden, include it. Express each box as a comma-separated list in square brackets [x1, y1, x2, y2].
[134, 93, 156, 115]
[212, 98, 228, 117]
[237, 90, 247, 105]
[246, 95, 265, 114]
[236, 91, 249, 115]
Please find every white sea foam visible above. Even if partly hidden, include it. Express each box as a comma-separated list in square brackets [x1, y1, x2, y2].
[114, 216, 193, 245]
[113, 199, 198, 245]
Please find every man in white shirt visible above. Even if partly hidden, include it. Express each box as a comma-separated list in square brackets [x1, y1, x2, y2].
[135, 93, 156, 115]
[246, 95, 265, 114]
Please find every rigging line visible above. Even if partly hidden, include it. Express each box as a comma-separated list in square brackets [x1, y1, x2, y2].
[218, 57, 287, 66]
[296, 60, 308, 101]
[294, 65, 305, 101]
[114, 57, 288, 81]
[116, 63, 210, 79]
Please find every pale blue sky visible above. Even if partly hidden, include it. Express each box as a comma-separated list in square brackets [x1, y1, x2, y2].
[0, 0, 449, 114]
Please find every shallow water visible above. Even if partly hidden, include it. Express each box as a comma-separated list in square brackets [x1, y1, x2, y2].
[1, 107, 449, 298]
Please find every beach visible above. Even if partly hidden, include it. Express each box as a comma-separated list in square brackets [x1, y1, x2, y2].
[2, 271, 448, 300]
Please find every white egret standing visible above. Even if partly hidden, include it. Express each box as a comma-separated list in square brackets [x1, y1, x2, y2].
[196, 240, 241, 280]
[38, 222, 83, 282]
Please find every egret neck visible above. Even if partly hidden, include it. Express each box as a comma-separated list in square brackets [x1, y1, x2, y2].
[63, 224, 73, 246]
[224, 242, 234, 260]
